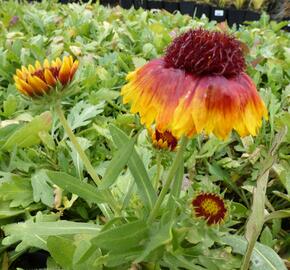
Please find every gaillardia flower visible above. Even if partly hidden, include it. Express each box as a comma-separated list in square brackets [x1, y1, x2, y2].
[14, 56, 78, 98]
[121, 29, 268, 140]
[192, 192, 227, 225]
[149, 128, 178, 151]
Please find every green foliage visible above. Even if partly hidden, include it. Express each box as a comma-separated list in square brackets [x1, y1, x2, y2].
[109, 125, 157, 210]
[1, 112, 52, 150]
[222, 235, 287, 270]
[45, 170, 108, 205]
[0, 1, 289, 269]
[0, 176, 33, 208]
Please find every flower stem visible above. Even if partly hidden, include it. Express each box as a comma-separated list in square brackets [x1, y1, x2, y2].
[54, 102, 120, 216]
[153, 152, 162, 190]
[148, 136, 188, 223]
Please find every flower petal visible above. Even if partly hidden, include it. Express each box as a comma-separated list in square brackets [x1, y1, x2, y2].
[43, 59, 50, 68]
[44, 69, 57, 87]
[35, 60, 42, 70]
[121, 59, 189, 132]
[16, 69, 24, 80]
[27, 75, 49, 95]
[28, 64, 35, 73]
[58, 57, 71, 85]
[69, 60, 79, 80]
[14, 76, 34, 96]
[172, 73, 267, 139]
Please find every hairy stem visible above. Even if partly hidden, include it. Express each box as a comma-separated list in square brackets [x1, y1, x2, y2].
[148, 137, 188, 223]
[55, 102, 120, 217]
[153, 152, 162, 190]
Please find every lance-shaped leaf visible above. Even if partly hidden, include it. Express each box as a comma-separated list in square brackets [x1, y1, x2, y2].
[109, 125, 156, 209]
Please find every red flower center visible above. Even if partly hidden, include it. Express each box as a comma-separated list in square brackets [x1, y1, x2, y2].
[192, 193, 227, 225]
[164, 29, 245, 78]
[155, 130, 178, 150]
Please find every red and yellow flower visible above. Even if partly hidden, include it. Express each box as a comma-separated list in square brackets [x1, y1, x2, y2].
[149, 128, 178, 151]
[121, 29, 268, 140]
[192, 192, 227, 225]
[13, 55, 78, 98]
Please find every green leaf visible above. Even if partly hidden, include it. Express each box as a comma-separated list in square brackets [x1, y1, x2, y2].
[103, 247, 143, 267]
[73, 239, 93, 265]
[92, 220, 149, 252]
[99, 138, 135, 189]
[47, 236, 75, 270]
[135, 222, 172, 262]
[260, 226, 276, 248]
[31, 170, 54, 207]
[0, 177, 33, 207]
[272, 191, 290, 202]
[264, 209, 290, 222]
[244, 127, 287, 265]
[222, 235, 287, 270]
[45, 170, 107, 205]
[38, 131, 55, 150]
[2, 112, 52, 150]
[73, 240, 102, 270]
[163, 252, 206, 270]
[89, 88, 119, 103]
[2, 95, 17, 117]
[67, 101, 104, 131]
[0, 202, 24, 219]
[0, 124, 20, 146]
[109, 125, 156, 209]
[2, 220, 101, 251]
[275, 112, 290, 142]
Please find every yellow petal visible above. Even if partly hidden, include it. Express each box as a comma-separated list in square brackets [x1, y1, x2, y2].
[16, 69, 24, 80]
[27, 75, 48, 95]
[56, 57, 62, 67]
[21, 66, 29, 74]
[44, 69, 56, 86]
[15, 83, 29, 96]
[162, 141, 168, 148]
[35, 60, 42, 70]
[43, 59, 50, 68]
[69, 60, 79, 80]
[58, 59, 71, 85]
[69, 55, 74, 66]
[14, 77, 34, 96]
[28, 64, 35, 73]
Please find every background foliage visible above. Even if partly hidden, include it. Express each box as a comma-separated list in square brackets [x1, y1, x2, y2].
[0, 0, 289, 269]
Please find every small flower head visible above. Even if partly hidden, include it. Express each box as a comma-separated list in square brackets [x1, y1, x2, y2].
[121, 29, 268, 140]
[192, 192, 227, 225]
[149, 128, 178, 151]
[13, 55, 78, 98]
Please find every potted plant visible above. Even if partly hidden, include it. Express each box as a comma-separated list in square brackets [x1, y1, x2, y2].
[210, 0, 229, 22]
[163, 0, 179, 13]
[100, 0, 117, 6]
[245, 0, 263, 21]
[147, 0, 163, 9]
[120, 0, 133, 9]
[195, 0, 211, 18]
[133, 0, 147, 9]
[227, 0, 246, 26]
[180, 0, 196, 16]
